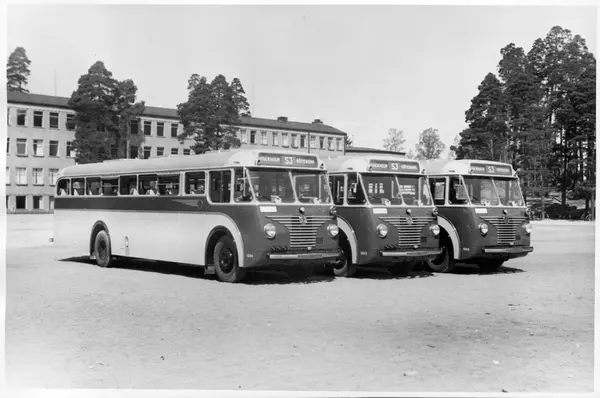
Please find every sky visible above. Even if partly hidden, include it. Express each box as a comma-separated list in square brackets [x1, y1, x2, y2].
[6, 3, 597, 157]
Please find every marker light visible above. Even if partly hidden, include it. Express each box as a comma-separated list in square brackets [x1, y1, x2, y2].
[479, 223, 488, 236]
[524, 223, 532, 235]
[432, 207, 439, 216]
[264, 223, 276, 239]
[377, 224, 388, 238]
[430, 225, 440, 237]
[327, 224, 339, 237]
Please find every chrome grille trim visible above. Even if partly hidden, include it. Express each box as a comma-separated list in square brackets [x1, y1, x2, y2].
[379, 216, 435, 247]
[267, 216, 332, 249]
[480, 215, 527, 244]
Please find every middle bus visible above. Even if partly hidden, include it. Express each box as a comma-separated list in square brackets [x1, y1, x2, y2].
[323, 154, 442, 277]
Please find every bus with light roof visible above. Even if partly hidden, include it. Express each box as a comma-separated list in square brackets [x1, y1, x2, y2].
[323, 154, 442, 277]
[423, 159, 533, 273]
[53, 149, 341, 283]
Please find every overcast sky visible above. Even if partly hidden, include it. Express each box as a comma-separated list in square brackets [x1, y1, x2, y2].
[6, 3, 597, 156]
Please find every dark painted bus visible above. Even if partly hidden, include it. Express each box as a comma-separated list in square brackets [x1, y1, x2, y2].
[323, 155, 442, 277]
[423, 159, 533, 273]
[53, 149, 341, 283]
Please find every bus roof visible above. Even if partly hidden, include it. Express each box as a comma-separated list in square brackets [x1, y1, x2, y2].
[58, 148, 326, 178]
[324, 155, 423, 174]
[422, 159, 516, 177]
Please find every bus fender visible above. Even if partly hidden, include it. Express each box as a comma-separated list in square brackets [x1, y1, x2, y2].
[336, 216, 358, 264]
[89, 220, 110, 258]
[205, 225, 245, 268]
[437, 215, 461, 260]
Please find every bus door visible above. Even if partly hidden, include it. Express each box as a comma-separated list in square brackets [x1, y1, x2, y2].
[208, 170, 232, 203]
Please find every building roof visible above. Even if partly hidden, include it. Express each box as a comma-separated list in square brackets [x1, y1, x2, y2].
[8, 91, 347, 136]
[345, 146, 406, 156]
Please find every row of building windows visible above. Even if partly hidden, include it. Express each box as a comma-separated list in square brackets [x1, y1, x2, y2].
[131, 145, 192, 159]
[240, 130, 343, 151]
[6, 195, 53, 211]
[6, 166, 60, 186]
[7, 137, 75, 158]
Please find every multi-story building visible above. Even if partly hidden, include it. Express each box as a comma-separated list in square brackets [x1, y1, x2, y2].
[6, 91, 347, 213]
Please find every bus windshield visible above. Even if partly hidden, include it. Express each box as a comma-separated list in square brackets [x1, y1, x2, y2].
[462, 176, 525, 207]
[246, 168, 332, 204]
[359, 174, 433, 206]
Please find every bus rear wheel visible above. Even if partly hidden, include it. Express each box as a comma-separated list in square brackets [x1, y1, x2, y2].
[426, 240, 455, 273]
[94, 230, 113, 268]
[213, 235, 246, 283]
[333, 243, 357, 277]
[478, 259, 504, 273]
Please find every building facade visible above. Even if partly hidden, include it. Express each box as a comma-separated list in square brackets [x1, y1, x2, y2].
[6, 91, 347, 213]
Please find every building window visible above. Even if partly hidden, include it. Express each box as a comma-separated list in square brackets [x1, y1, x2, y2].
[33, 196, 43, 210]
[49, 169, 58, 186]
[171, 123, 178, 138]
[319, 136, 325, 149]
[49, 196, 55, 210]
[33, 168, 44, 185]
[300, 135, 306, 148]
[16, 196, 26, 210]
[183, 149, 191, 155]
[240, 130, 247, 144]
[34, 110, 43, 127]
[17, 138, 27, 156]
[336, 138, 342, 151]
[130, 119, 139, 134]
[6, 167, 10, 185]
[250, 130, 256, 144]
[157, 147, 164, 156]
[17, 109, 26, 126]
[66, 113, 75, 130]
[272, 132, 279, 146]
[33, 139, 44, 156]
[157, 122, 164, 137]
[144, 120, 152, 135]
[310, 135, 316, 149]
[16, 167, 27, 185]
[49, 140, 59, 157]
[6, 138, 9, 154]
[291, 134, 298, 148]
[50, 112, 59, 129]
[130, 145, 139, 159]
[171, 148, 179, 155]
[143, 146, 151, 159]
[261, 131, 267, 145]
[328, 137, 334, 150]
[282, 133, 289, 147]
[66, 141, 74, 157]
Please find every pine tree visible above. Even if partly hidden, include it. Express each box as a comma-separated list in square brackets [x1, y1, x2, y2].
[6, 47, 31, 93]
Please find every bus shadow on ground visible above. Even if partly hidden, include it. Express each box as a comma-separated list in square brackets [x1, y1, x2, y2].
[449, 263, 526, 275]
[352, 266, 436, 280]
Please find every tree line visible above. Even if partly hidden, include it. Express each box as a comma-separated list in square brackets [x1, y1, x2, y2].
[381, 127, 446, 160]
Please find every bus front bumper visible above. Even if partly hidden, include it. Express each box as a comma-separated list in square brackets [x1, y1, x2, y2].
[267, 252, 341, 260]
[482, 246, 534, 254]
[380, 249, 443, 259]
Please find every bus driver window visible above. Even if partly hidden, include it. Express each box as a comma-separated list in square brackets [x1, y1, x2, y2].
[449, 177, 467, 205]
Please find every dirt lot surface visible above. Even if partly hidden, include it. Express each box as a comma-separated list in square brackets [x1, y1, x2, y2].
[5, 215, 595, 393]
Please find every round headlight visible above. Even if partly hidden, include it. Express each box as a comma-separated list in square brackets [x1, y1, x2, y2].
[478, 223, 488, 236]
[327, 223, 339, 237]
[430, 224, 440, 237]
[377, 224, 388, 238]
[524, 223, 532, 234]
[264, 223, 276, 239]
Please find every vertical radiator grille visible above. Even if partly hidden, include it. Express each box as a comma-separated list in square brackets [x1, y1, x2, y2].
[480, 215, 527, 244]
[267, 216, 331, 249]
[379, 216, 435, 247]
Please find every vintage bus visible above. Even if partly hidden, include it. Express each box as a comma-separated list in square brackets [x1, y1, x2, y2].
[424, 159, 533, 273]
[53, 149, 341, 283]
[323, 154, 442, 277]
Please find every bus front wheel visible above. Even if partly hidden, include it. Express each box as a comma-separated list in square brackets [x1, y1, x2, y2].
[426, 240, 455, 273]
[333, 243, 357, 277]
[213, 235, 246, 283]
[94, 230, 113, 268]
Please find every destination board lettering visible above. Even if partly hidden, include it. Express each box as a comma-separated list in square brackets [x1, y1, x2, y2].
[370, 160, 420, 173]
[370, 161, 390, 170]
[471, 163, 513, 176]
[258, 153, 319, 168]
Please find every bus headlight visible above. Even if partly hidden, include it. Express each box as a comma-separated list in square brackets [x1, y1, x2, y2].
[377, 224, 388, 238]
[327, 224, 339, 237]
[479, 223, 488, 236]
[432, 207, 438, 216]
[524, 222, 532, 235]
[430, 224, 440, 237]
[264, 223, 276, 239]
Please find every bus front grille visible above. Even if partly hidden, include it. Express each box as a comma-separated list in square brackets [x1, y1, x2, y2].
[268, 216, 332, 249]
[480, 215, 527, 244]
[379, 216, 435, 247]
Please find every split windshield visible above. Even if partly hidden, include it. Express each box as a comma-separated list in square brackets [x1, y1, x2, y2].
[239, 168, 332, 204]
[352, 173, 432, 206]
[461, 176, 525, 207]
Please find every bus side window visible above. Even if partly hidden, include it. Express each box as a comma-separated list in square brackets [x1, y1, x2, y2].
[57, 178, 70, 196]
[119, 175, 138, 195]
[449, 177, 467, 204]
[185, 172, 205, 195]
[158, 175, 180, 195]
[331, 175, 345, 205]
[139, 174, 159, 195]
[431, 179, 446, 206]
[71, 178, 85, 196]
[209, 170, 231, 203]
[347, 174, 365, 205]
[86, 177, 101, 196]
[101, 178, 119, 196]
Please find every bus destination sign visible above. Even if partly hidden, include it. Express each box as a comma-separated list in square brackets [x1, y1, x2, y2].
[470, 163, 513, 176]
[369, 160, 420, 173]
[258, 153, 319, 168]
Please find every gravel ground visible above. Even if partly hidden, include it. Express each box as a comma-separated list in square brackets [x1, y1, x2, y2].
[5, 214, 595, 393]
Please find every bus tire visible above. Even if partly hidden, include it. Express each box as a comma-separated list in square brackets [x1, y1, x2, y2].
[426, 239, 455, 273]
[478, 259, 504, 273]
[94, 230, 113, 268]
[333, 242, 357, 277]
[213, 235, 246, 283]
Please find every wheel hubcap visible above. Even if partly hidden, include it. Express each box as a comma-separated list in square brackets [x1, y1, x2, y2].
[98, 240, 107, 261]
[219, 248, 235, 274]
